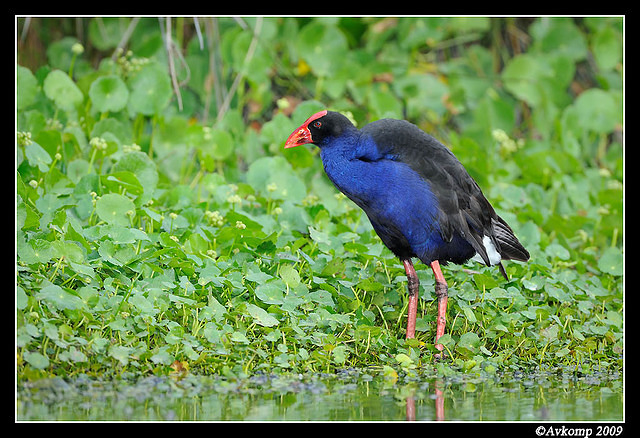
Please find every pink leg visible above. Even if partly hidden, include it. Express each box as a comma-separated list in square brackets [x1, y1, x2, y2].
[430, 260, 448, 354]
[403, 259, 419, 339]
[434, 379, 445, 421]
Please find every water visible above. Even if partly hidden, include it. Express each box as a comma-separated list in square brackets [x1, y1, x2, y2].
[17, 371, 623, 421]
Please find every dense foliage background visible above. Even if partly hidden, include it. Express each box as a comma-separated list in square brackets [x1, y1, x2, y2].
[17, 17, 623, 380]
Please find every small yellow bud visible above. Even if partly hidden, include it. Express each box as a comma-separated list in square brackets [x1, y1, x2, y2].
[72, 43, 84, 55]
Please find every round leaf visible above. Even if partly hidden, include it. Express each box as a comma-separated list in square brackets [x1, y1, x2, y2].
[112, 151, 159, 197]
[89, 75, 129, 113]
[24, 351, 50, 370]
[545, 242, 570, 260]
[246, 303, 279, 327]
[533, 19, 587, 62]
[246, 156, 307, 202]
[128, 64, 172, 116]
[279, 264, 301, 288]
[592, 27, 622, 71]
[572, 88, 620, 134]
[597, 247, 622, 276]
[17, 65, 38, 110]
[255, 282, 285, 305]
[456, 332, 481, 358]
[502, 54, 552, 107]
[95, 193, 135, 226]
[37, 284, 84, 310]
[24, 142, 52, 172]
[43, 69, 84, 110]
[296, 22, 348, 77]
[208, 129, 233, 160]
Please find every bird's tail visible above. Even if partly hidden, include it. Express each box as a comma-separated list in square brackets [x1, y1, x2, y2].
[492, 216, 530, 262]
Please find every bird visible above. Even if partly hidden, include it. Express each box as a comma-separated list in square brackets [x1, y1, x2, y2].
[284, 110, 530, 355]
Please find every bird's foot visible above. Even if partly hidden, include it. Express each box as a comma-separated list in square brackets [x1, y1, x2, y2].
[434, 343, 447, 361]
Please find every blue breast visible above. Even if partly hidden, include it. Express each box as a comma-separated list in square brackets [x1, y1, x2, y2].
[319, 136, 450, 262]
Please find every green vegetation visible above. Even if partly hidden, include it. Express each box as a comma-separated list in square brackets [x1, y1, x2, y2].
[17, 17, 623, 381]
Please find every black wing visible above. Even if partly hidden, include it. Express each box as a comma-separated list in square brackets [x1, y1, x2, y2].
[361, 119, 529, 268]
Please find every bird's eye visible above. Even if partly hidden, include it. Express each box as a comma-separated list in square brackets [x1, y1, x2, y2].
[312, 121, 322, 129]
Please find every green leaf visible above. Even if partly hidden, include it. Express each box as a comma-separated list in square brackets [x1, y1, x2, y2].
[102, 172, 144, 196]
[128, 294, 155, 317]
[208, 129, 233, 160]
[255, 282, 285, 305]
[24, 351, 50, 370]
[51, 240, 85, 264]
[279, 264, 301, 288]
[37, 284, 84, 310]
[368, 86, 403, 119]
[435, 333, 454, 347]
[60, 346, 88, 363]
[230, 331, 250, 344]
[597, 247, 622, 276]
[17, 286, 28, 310]
[572, 88, 620, 134]
[541, 324, 560, 341]
[545, 242, 570, 260]
[395, 352, 413, 367]
[246, 156, 307, 202]
[545, 285, 571, 302]
[246, 303, 279, 327]
[98, 240, 137, 266]
[502, 54, 553, 107]
[95, 193, 135, 226]
[245, 269, 274, 284]
[89, 75, 129, 113]
[127, 64, 172, 116]
[17, 65, 38, 110]
[308, 226, 331, 246]
[456, 332, 481, 358]
[592, 26, 622, 71]
[332, 345, 348, 364]
[296, 21, 348, 77]
[393, 73, 450, 119]
[356, 276, 383, 292]
[21, 239, 54, 264]
[605, 310, 622, 329]
[43, 69, 84, 110]
[462, 306, 477, 323]
[109, 344, 133, 366]
[24, 142, 52, 172]
[532, 18, 587, 62]
[88, 18, 127, 50]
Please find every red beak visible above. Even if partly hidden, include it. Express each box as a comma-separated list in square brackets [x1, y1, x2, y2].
[284, 126, 312, 148]
[284, 110, 328, 148]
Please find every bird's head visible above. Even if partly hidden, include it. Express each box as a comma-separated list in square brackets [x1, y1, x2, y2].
[285, 110, 355, 148]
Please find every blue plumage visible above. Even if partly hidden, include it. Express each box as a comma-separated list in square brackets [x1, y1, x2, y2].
[313, 116, 481, 267]
[285, 110, 529, 345]
[321, 137, 461, 263]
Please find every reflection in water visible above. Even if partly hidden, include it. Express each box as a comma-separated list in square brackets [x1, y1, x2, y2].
[435, 379, 445, 421]
[18, 372, 622, 421]
[406, 379, 444, 421]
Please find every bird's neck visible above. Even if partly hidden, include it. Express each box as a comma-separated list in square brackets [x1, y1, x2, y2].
[318, 130, 360, 171]
[318, 133, 388, 209]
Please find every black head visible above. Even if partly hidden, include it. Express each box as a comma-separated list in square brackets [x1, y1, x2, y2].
[285, 110, 356, 148]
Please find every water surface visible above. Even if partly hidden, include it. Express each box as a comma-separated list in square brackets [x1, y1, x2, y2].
[17, 370, 623, 421]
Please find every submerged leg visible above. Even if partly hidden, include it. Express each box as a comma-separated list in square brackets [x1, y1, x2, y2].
[430, 260, 448, 354]
[402, 259, 420, 339]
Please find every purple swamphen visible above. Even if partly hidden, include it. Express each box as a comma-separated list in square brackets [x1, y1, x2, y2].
[285, 110, 530, 354]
